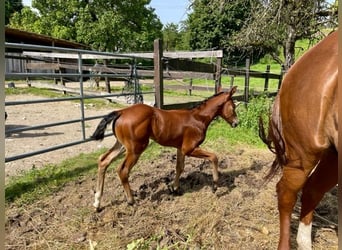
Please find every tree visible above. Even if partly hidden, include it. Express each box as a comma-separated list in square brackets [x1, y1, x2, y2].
[232, 0, 338, 69]
[9, 0, 163, 52]
[185, 0, 258, 64]
[162, 23, 192, 51]
[162, 23, 179, 51]
[5, 0, 23, 25]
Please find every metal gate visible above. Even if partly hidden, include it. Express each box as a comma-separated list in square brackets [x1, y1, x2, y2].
[5, 43, 152, 163]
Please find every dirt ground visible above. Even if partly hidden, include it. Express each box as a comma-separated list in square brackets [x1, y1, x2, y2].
[5, 94, 338, 249]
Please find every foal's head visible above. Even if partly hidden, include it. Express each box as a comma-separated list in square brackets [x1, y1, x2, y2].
[219, 86, 239, 128]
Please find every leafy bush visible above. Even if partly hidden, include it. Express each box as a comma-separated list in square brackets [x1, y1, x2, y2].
[236, 94, 273, 134]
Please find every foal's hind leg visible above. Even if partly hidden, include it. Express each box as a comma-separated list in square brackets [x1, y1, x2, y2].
[297, 149, 337, 250]
[116, 150, 143, 205]
[93, 140, 125, 211]
[187, 147, 219, 191]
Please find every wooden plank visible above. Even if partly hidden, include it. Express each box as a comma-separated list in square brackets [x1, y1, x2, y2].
[23, 50, 223, 60]
[163, 101, 201, 110]
[164, 71, 214, 80]
[26, 62, 60, 70]
[162, 93, 251, 110]
[23, 51, 134, 60]
[166, 59, 215, 73]
[224, 68, 280, 79]
[163, 50, 223, 59]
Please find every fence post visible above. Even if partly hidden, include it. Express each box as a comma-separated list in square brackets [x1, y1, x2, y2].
[57, 58, 65, 87]
[25, 57, 31, 87]
[77, 53, 86, 140]
[154, 39, 163, 108]
[278, 64, 285, 90]
[132, 58, 140, 104]
[215, 57, 222, 93]
[104, 59, 111, 93]
[264, 64, 270, 92]
[244, 58, 250, 104]
[189, 79, 192, 96]
[230, 76, 234, 88]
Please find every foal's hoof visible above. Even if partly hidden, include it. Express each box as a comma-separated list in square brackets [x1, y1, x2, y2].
[94, 206, 104, 213]
[167, 184, 182, 196]
[211, 184, 218, 193]
[127, 200, 135, 206]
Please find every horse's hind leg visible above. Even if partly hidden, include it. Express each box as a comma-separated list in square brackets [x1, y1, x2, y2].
[170, 148, 185, 194]
[187, 147, 219, 191]
[93, 140, 125, 211]
[276, 161, 309, 250]
[297, 148, 337, 250]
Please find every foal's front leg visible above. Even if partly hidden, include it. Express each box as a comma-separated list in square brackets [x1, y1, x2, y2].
[170, 148, 185, 193]
[93, 140, 125, 211]
[188, 147, 219, 191]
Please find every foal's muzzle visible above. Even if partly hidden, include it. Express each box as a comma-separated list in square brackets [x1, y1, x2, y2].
[230, 119, 239, 128]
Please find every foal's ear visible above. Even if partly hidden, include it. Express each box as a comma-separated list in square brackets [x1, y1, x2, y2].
[229, 86, 237, 96]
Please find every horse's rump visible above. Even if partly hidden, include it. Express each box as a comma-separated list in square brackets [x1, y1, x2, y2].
[259, 30, 338, 180]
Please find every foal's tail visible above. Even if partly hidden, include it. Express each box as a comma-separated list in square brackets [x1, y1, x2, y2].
[258, 100, 287, 181]
[91, 111, 121, 141]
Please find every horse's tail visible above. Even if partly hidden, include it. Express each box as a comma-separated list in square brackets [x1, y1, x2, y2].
[91, 111, 121, 141]
[258, 99, 287, 181]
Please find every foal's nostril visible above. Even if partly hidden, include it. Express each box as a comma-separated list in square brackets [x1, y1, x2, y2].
[231, 120, 239, 128]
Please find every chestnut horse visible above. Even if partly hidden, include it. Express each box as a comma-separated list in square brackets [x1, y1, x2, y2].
[91, 86, 238, 211]
[259, 30, 338, 249]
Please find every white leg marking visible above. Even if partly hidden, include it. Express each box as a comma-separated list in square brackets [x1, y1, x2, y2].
[93, 192, 101, 208]
[296, 221, 312, 250]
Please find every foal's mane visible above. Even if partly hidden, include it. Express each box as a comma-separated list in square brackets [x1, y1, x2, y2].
[189, 92, 226, 110]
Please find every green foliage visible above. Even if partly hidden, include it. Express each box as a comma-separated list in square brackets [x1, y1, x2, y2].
[161, 22, 191, 51]
[231, 0, 337, 68]
[9, 0, 163, 52]
[126, 237, 165, 250]
[186, 0, 256, 64]
[5, 0, 23, 25]
[236, 94, 273, 134]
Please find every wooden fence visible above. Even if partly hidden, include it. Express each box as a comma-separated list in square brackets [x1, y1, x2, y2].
[152, 39, 283, 109]
[8, 39, 284, 109]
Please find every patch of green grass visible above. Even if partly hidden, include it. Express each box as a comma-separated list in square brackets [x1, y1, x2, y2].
[83, 98, 127, 109]
[5, 150, 104, 205]
[6, 86, 126, 110]
[5, 87, 67, 98]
